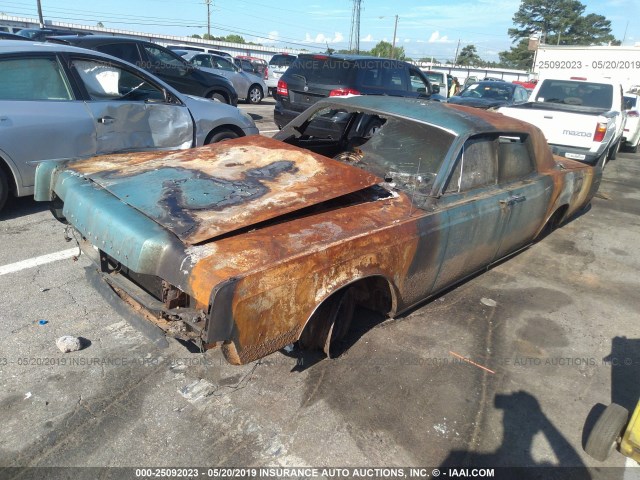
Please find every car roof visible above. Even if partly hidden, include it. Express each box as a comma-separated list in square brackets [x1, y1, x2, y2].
[469, 81, 515, 89]
[48, 35, 147, 46]
[317, 96, 535, 137]
[298, 53, 410, 64]
[0, 40, 106, 54]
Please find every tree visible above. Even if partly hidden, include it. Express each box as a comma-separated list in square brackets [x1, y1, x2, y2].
[223, 34, 246, 44]
[191, 34, 202, 39]
[370, 41, 405, 60]
[498, 38, 534, 69]
[565, 13, 615, 44]
[96, 21, 104, 28]
[456, 44, 482, 66]
[508, 0, 616, 46]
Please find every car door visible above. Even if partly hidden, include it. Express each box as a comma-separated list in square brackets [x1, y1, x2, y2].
[67, 55, 194, 154]
[408, 67, 432, 97]
[216, 57, 250, 97]
[430, 135, 514, 292]
[0, 54, 96, 190]
[141, 43, 196, 95]
[492, 135, 553, 258]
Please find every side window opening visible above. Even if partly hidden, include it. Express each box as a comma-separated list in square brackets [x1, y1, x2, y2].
[0, 57, 73, 101]
[73, 59, 166, 102]
[444, 136, 498, 194]
[498, 135, 534, 182]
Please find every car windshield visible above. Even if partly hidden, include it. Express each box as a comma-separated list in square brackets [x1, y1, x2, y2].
[460, 83, 514, 100]
[534, 80, 613, 108]
[270, 55, 296, 67]
[17, 29, 39, 39]
[280, 106, 455, 199]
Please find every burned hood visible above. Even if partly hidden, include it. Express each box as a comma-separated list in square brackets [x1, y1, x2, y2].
[65, 136, 381, 245]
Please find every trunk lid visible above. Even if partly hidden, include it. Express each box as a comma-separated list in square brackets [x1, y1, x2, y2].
[64, 136, 381, 245]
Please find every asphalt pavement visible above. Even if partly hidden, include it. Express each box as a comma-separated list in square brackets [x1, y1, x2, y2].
[1, 98, 639, 479]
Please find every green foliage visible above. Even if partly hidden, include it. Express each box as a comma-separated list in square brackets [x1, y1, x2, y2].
[370, 41, 405, 60]
[498, 38, 535, 69]
[195, 33, 261, 46]
[508, 0, 616, 46]
[224, 34, 246, 44]
[456, 44, 482, 66]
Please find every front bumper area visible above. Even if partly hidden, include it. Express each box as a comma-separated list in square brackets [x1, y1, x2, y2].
[80, 239, 208, 346]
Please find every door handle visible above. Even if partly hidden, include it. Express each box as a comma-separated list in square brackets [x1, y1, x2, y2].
[499, 195, 526, 206]
[97, 116, 115, 125]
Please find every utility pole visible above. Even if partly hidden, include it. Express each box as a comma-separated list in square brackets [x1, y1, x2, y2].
[205, 0, 212, 38]
[36, 0, 44, 28]
[453, 38, 461, 65]
[390, 14, 398, 59]
[348, 0, 362, 54]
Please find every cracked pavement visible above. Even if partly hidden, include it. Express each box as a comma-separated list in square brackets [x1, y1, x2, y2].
[0, 114, 639, 476]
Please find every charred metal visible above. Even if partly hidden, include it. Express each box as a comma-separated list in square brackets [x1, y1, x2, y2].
[35, 96, 602, 365]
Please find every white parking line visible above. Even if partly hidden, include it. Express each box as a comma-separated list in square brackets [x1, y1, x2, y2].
[0, 248, 78, 276]
[260, 129, 280, 134]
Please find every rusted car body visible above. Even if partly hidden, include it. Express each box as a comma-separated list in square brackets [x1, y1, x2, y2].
[35, 97, 601, 364]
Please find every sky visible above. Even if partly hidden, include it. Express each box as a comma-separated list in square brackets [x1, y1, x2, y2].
[0, 0, 638, 62]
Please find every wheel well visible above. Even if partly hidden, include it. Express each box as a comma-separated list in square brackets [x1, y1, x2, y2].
[0, 156, 17, 196]
[299, 275, 395, 341]
[250, 83, 263, 92]
[204, 124, 245, 144]
[206, 89, 230, 103]
[550, 204, 569, 226]
[537, 204, 568, 240]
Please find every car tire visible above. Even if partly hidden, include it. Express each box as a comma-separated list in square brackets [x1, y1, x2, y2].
[629, 140, 638, 154]
[0, 168, 8, 212]
[209, 92, 228, 104]
[585, 403, 628, 461]
[205, 129, 239, 144]
[247, 85, 263, 104]
[607, 139, 620, 160]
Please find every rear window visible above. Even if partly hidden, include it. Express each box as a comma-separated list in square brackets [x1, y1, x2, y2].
[286, 57, 354, 85]
[534, 80, 613, 109]
[624, 95, 637, 110]
[269, 54, 296, 67]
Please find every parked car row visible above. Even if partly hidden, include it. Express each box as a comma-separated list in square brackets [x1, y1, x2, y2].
[184, 52, 266, 104]
[0, 41, 258, 211]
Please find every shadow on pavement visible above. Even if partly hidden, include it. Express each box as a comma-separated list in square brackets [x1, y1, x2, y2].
[440, 390, 593, 479]
[0, 196, 48, 221]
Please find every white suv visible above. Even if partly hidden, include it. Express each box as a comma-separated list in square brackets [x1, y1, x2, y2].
[265, 53, 296, 97]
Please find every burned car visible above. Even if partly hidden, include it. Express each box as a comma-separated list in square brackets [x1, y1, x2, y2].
[35, 97, 601, 364]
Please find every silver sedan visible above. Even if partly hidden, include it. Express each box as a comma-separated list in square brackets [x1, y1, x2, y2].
[186, 52, 267, 104]
[0, 41, 259, 211]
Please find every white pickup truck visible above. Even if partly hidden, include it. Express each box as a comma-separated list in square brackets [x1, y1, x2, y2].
[499, 76, 625, 166]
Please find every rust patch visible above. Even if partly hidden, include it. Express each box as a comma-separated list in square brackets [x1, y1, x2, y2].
[67, 136, 382, 245]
